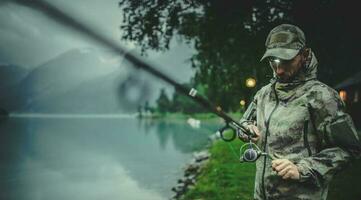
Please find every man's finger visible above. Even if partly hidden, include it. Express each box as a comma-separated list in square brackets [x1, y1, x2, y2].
[240, 134, 248, 140]
[250, 125, 260, 137]
[275, 161, 291, 172]
[282, 171, 294, 179]
[278, 165, 292, 176]
[272, 159, 281, 167]
[272, 159, 287, 168]
[244, 125, 260, 142]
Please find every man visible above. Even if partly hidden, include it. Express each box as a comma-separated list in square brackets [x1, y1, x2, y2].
[240, 24, 360, 200]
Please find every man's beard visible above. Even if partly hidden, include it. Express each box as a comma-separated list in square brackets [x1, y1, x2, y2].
[275, 63, 305, 83]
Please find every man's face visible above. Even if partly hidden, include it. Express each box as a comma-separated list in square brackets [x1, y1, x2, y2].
[268, 54, 304, 82]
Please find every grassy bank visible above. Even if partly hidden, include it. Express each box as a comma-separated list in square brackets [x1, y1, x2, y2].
[181, 138, 256, 200]
[181, 138, 361, 200]
[150, 112, 361, 199]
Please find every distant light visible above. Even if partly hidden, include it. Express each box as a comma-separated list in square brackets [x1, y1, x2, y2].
[339, 90, 347, 101]
[246, 78, 256, 88]
[240, 100, 246, 106]
[354, 90, 359, 103]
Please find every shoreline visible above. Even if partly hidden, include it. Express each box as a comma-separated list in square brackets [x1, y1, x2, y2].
[170, 134, 217, 200]
[170, 132, 256, 200]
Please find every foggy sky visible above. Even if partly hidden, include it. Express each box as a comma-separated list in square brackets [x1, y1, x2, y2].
[0, 0, 193, 81]
[0, 0, 195, 104]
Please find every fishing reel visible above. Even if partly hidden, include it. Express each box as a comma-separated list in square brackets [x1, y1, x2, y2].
[240, 141, 268, 162]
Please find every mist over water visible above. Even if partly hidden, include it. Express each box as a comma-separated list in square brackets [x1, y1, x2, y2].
[0, 117, 219, 200]
[9, 113, 138, 119]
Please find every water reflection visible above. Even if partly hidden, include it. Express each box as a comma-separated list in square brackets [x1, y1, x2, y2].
[0, 117, 219, 200]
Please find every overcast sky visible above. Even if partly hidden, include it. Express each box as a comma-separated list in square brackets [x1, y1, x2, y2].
[0, 0, 194, 78]
[0, 0, 196, 104]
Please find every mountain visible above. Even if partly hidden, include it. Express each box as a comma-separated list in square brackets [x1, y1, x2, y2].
[26, 70, 151, 113]
[0, 48, 165, 113]
[15, 48, 152, 113]
[20, 49, 134, 113]
[0, 63, 29, 112]
[19, 48, 120, 104]
[0, 63, 28, 89]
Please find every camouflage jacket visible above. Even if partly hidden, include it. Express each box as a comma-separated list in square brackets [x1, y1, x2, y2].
[241, 51, 359, 200]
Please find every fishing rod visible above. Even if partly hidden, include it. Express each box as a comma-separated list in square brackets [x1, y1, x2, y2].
[14, 0, 267, 162]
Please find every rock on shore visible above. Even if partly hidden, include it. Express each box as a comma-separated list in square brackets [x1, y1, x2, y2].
[170, 150, 210, 200]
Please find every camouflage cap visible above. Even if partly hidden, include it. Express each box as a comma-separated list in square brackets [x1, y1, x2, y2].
[260, 24, 306, 61]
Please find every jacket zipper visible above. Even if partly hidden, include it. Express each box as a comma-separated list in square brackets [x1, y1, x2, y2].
[261, 83, 279, 200]
[303, 120, 312, 156]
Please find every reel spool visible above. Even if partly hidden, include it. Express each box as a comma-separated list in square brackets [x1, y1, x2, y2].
[240, 141, 268, 162]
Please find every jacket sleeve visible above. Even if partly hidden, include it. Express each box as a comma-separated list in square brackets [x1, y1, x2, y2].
[238, 91, 259, 140]
[240, 96, 257, 123]
[296, 86, 359, 187]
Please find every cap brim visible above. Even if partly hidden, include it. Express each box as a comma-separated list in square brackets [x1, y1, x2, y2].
[260, 48, 299, 61]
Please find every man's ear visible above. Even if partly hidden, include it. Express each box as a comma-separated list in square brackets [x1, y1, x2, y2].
[303, 48, 310, 57]
[301, 48, 310, 62]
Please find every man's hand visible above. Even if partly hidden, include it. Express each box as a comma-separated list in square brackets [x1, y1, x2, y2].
[272, 159, 300, 180]
[239, 124, 261, 142]
[249, 125, 261, 142]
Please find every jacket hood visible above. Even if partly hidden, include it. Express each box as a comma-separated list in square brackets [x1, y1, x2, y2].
[300, 50, 318, 82]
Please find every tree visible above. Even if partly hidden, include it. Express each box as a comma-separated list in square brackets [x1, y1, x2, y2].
[156, 88, 171, 113]
[170, 82, 207, 114]
[119, 0, 361, 111]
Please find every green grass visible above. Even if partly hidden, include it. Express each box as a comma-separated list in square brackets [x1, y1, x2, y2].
[181, 138, 256, 200]
[181, 135, 361, 200]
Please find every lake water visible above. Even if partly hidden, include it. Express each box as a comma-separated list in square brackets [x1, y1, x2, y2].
[0, 116, 220, 200]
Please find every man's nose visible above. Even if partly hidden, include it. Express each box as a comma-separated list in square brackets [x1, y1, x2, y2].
[275, 66, 285, 75]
